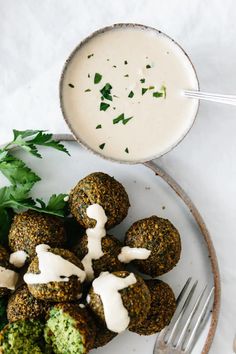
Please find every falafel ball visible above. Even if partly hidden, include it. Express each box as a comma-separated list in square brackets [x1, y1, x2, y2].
[0, 246, 16, 298]
[7, 285, 48, 323]
[125, 216, 181, 276]
[93, 320, 117, 349]
[129, 279, 176, 335]
[73, 234, 125, 278]
[0, 319, 49, 353]
[26, 248, 84, 302]
[0, 298, 8, 331]
[8, 210, 66, 261]
[69, 172, 130, 229]
[88, 271, 151, 330]
[44, 303, 96, 354]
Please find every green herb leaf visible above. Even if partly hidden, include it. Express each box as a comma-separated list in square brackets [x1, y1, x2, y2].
[113, 113, 124, 124]
[140, 78, 145, 83]
[68, 83, 74, 88]
[149, 86, 155, 90]
[100, 83, 113, 101]
[0, 208, 13, 247]
[128, 91, 134, 98]
[123, 116, 133, 125]
[9, 130, 70, 157]
[0, 155, 40, 185]
[161, 85, 167, 98]
[124, 60, 128, 65]
[153, 91, 163, 98]
[146, 64, 151, 69]
[88, 73, 90, 78]
[0, 297, 8, 330]
[113, 113, 133, 125]
[124, 74, 129, 77]
[94, 73, 102, 84]
[142, 88, 148, 95]
[125, 147, 129, 154]
[100, 102, 110, 111]
[85, 89, 91, 92]
[87, 54, 94, 59]
[96, 124, 102, 129]
[99, 143, 105, 150]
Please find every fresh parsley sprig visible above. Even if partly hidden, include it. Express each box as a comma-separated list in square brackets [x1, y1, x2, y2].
[0, 130, 70, 246]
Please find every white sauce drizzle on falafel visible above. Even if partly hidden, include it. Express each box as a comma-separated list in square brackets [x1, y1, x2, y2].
[24, 244, 86, 284]
[0, 266, 19, 290]
[9, 250, 29, 268]
[92, 271, 137, 333]
[118, 246, 151, 263]
[82, 204, 107, 280]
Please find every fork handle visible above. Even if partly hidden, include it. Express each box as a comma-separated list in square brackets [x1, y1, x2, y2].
[183, 90, 236, 106]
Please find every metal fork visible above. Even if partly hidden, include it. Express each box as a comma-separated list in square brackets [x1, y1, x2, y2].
[183, 90, 236, 106]
[153, 278, 214, 354]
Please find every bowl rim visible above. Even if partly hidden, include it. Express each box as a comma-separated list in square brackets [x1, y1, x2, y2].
[59, 22, 200, 164]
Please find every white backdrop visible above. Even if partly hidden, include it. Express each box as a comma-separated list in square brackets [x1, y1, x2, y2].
[1, 1, 236, 353]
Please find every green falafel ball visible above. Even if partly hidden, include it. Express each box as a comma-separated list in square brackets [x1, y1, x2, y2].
[129, 279, 176, 335]
[44, 303, 96, 354]
[125, 216, 181, 276]
[26, 248, 84, 302]
[88, 271, 151, 330]
[69, 172, 130, 229]
[0, 246, 16, 298]
[7, 285, 48, 323]
[9, 210, 66, 261]
[0, 319, 50, 353]
[73, 234, 125, 278]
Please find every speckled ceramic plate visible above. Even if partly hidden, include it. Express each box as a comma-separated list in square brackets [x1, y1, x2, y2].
[0, 135, 220, 354]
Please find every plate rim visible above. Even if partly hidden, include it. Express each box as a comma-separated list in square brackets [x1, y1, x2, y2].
[55, 133, 220, 354]
[1, 133, 220, 354]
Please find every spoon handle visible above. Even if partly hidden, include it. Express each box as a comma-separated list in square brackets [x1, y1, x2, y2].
[183, 90, 236, 106]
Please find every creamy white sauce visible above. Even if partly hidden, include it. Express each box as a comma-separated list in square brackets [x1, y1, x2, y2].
[0, 266, 19, 290]
[24, 244, 86, 284]
[82, 204, 107, 280]
[118, 246, 151, 263]
[92, 271, 137, 333]
[61, 26, 199, 162]
[9, 250, 28, 268]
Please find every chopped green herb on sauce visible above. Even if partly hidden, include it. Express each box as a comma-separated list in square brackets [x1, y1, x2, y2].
[142, 88, 148, 95]
[100, 102, 110, 111]
[107, 58, 110, 61]
[88, 74, 90, 78]
[84, 89, 91, 92]
[113, 113, 133, 125]
[96, 124, 102, 129]
[99, 143, 105, 150]
[153, 91, 163, 98]
[68, 83, 74, 88]
[87, 54, 94, 59]
[94, 73, 102, 84]
[100, 83, 113, 101]
[113, 95, 119, 98]
[125, 147, 129, 153]
[149, 86, 155, 90]
[124, 60, 128, 65]
[140, 78, 145, 83]
[161, 85, 167, 98]
[128, 91, 134, 98]
[112, 65, 117, 68]
[124, 74, 129, 77]
[146, 64, 151, 69]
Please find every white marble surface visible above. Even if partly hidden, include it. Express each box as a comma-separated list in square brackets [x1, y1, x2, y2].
[0, 1, 235, 353]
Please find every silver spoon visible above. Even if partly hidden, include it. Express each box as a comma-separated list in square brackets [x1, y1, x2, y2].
[183, 90, 236, 106]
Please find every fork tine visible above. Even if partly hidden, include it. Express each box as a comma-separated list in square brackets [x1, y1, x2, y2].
[157, 278, 192, 343]
[175, 285, 207, 349]
[166, 280, 198, 344]
[184, 287, 214, 352]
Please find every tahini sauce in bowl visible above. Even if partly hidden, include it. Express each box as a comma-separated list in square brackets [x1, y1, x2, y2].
[60, 24, 199, 163]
